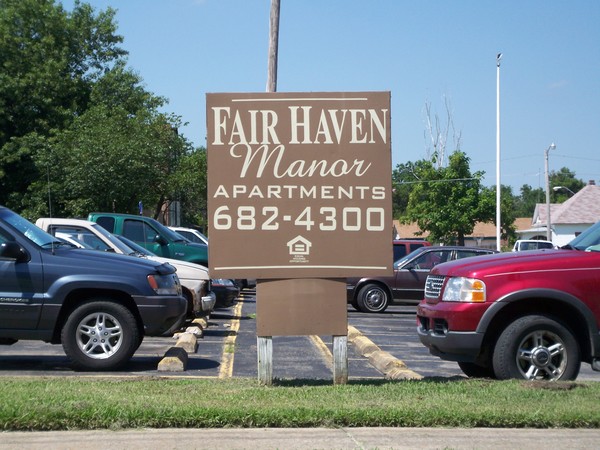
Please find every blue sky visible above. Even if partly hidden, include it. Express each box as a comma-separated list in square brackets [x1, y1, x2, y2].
[63, 0, 600, 191]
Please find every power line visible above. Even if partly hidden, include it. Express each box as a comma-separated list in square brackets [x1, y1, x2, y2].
[398, 177, 479, 185]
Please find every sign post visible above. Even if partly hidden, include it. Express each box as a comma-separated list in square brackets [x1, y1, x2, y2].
[207, 92, 392, 384]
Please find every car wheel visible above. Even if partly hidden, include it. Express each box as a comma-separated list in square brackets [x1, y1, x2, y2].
[61, 300, 140, 371]
[356, 283, 389, 313]
[457, 361, 495, 378]
[492, 315, 580, 381]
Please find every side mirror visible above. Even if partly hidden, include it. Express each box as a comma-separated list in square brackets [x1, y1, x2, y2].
[0, 241, 28, 262]
[154, 234, 168, 245]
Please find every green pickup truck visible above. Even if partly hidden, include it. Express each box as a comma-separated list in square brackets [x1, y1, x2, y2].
[88, 213, 208, 267]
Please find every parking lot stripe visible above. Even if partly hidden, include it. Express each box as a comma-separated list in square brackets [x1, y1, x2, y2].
[309, 335, 333, 370]
[218, 299, 243, 379]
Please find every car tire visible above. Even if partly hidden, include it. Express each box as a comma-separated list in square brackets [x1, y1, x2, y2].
[492, 314, 580, 381]
[457, 361, 495, 378]
[356, 283, 389, 313]
[61, 300, 140, 371]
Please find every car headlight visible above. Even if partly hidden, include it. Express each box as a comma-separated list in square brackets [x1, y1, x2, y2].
[147, 274, 181, 296]
[212, 278, 234, 287]
[442, 277, 486, 302]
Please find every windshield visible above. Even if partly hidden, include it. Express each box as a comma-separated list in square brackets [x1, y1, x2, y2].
[88, 223, 136, 254]
[393, 246, 428, 269]
[0, 208, 59, 247]
[568, 221, 600, 251]
[148, 217, 190, 243]
[115, 235, 155, 256]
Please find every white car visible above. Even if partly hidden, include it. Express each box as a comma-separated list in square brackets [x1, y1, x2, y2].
[36, 218, 215, 319]
[512, 239, 555, 251]
[169, 226, 209, 245]
[169, 226, 256, 290]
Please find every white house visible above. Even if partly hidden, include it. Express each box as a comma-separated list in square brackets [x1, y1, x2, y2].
[519, 181, 600, 247]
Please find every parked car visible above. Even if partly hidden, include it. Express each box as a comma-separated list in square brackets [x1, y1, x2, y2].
[88, 213, 208, 267]
[167, 226, 256, 290]
[212, 278, 240, 308]
[393, 239, 431, 261]
[348, 246, 496, 313]
[512, 239, 555, 251]
[417, 220, 600, 381]
[36, 218, 215, 320]
[113, 235, 239, 313]
[169, 226, 208, 245]
[0, 206, 187, 370]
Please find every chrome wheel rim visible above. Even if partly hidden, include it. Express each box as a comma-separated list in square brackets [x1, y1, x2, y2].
[516, 330, 567, 380]
[365, 287, 386, 311]
[76, 312, 123, 360]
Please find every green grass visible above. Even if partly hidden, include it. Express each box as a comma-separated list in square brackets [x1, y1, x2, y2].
[1, 377, 600, 430]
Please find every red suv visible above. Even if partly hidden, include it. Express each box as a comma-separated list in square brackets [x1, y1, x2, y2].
[417, 221, 600, 381]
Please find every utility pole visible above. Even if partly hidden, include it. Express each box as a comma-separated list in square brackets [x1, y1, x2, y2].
[259, 0, 280, 386]
[266, 0, 280, 93]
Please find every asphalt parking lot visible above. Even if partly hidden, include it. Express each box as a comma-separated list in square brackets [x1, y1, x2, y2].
[1, 288, 600, 381]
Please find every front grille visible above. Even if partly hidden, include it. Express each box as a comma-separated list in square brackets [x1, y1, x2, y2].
[424, 275, 445, 299]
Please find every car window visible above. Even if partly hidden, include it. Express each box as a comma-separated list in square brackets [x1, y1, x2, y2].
[455, 250, 483, 259]
[0, 230, 14, 260]
[412, 250, 449, 270]
[0, 229, 9, 245]
[123, 219, 156, 243]
[393, 246, 407, 261]
[95, 216, 115, 233]
[568, 221, 600, 250]
[49, 225, 111, 251]
[0, 208, 55, 247]
[177, 230, 196, 242]
[409, 243, 425, 252]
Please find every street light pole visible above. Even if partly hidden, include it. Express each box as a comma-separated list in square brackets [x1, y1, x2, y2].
[553, 186, 575, 196]
[545, 143, 556, 241]
[495, 53, 502, 251]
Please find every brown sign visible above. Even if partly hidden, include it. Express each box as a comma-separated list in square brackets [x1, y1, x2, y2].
[206, 92, 392, 279]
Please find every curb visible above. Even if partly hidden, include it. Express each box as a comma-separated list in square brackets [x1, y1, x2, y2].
[157, 318, 207, 372]
[347, 325, 423, 380]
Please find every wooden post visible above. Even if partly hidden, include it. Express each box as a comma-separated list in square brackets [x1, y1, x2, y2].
[257, 335, 273, 385]
[333, 335, 348, 384]
[266, 0, 280, 93]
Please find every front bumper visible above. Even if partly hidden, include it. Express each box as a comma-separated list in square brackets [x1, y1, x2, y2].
[416, 322, 484, 362]
[134, 294, 187, 336]
[416, 301, 488, 362]
[213, 285, 240, 308]
[197, 291, 216, 315]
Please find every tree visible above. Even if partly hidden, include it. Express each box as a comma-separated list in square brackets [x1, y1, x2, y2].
[550, 167, 585, 202]
[25, 104, 189, 219]
[513, 184, 544, 218]
[172, 148, 209, 230]
[0, 0, 127, 208]
[401, 151, 489, 245]
[479, 184, 518, 244]
[392, 162, 420, 217]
